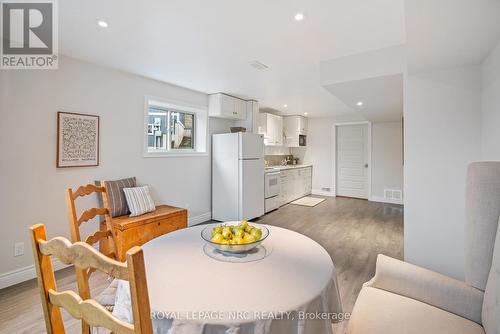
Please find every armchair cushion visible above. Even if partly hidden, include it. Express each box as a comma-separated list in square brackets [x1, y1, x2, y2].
[365, 254, 484, 323]
[482, 217, 500, 334]
[347, 286, 485, 334]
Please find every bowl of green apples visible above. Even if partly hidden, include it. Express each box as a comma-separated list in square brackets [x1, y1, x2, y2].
[201, 221, 269, 254]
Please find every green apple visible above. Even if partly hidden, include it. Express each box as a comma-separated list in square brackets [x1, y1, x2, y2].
[212, 226, 223, 236]
[239, 220, 249, 230]
[243, 233, 256, 244]
[222, 226, 233, 239]
[233, 227, 245, 238]
[233, 236, 244, 244]
[211, 233, 224, 243]
[250, 228, 262, 240]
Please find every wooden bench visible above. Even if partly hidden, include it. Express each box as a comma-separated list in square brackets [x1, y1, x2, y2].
[106, 205, 187, 261]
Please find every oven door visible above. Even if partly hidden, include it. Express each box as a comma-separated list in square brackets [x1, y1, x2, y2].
[265, 172, 281, 199]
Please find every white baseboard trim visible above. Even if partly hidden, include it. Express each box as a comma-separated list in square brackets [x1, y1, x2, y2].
[0, 258, 70, 290]
[312, 189, 336, 197]
[369, 196, 403, 205]
[188, 212, 212, 226]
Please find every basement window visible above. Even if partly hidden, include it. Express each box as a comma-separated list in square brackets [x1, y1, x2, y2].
[144, 97, 207, 157]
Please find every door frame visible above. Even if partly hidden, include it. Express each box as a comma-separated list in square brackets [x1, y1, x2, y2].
[332, 121, 372, 199]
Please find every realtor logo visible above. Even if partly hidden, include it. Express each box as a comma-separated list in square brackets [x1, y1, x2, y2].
[1, 0, 58, 69]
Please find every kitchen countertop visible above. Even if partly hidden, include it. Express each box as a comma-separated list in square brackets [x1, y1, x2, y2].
[265, 164, 312, 172]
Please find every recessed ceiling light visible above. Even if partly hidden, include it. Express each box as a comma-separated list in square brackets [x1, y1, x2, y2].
[294, 13, 304, 21]
[283, 104, 288, 108]
[304, 112, 308, 116]
[97, 20, 109, 28]
[356, 101, 364, 107]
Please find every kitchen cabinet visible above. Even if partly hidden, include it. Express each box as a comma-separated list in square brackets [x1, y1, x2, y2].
[284, 116, 308, 147]
[209, 93, 247, 120]
[259, 113, 283, 146]
[279, 166, 312, 206]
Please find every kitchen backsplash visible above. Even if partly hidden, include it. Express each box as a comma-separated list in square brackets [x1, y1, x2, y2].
[265, 155, 295, 166]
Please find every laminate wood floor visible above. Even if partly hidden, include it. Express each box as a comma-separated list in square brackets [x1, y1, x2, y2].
[0, 197, 403, 334]
[257, 197, 404, 333]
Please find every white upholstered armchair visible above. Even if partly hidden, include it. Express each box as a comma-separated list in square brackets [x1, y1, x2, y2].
[347, 162, 500, 334]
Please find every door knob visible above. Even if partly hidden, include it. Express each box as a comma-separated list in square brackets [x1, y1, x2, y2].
[364, 163, 368, 168]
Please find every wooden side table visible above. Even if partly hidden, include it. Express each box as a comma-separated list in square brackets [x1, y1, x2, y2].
[107, 205, 187, 261]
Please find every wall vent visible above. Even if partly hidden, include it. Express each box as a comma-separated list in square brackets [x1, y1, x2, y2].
[249, 60, 269, 70]
[384, 189, 403, 201]
[321, 187, 332, 192]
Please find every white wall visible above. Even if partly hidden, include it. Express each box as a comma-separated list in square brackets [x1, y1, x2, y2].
[371, 121, 404, 200]
[0, 56, 227, 279]
[481, 40, 500, 160]
[404, 65, 482, 280]
[303, 117, 337, 195]
[303, 116, 402, 198]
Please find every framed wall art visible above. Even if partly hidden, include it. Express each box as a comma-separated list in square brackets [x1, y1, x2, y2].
[57, 112, 100, 167]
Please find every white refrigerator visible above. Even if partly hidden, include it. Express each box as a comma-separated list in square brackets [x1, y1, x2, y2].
[212, 132, 265, 221]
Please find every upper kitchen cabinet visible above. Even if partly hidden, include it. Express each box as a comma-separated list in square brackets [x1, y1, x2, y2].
[284, 116, 308, 147]
[258, 113, 283, 146]
[209, 93, 247, 120]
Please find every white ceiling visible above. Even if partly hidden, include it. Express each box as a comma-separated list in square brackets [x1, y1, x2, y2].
[406, 0, 500, 73]
[59, 0, 406, 117]
[324, 74, 403, 122]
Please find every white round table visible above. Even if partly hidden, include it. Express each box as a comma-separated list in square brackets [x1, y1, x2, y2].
[113, 223, 343, 334]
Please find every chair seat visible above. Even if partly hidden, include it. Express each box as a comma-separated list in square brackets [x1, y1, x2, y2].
[95, 279, 118, 311]
[347, 287, 485, 334]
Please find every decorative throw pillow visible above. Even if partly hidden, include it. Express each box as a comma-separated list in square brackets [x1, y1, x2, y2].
[123, 186, 156, 217]
[95, 177, 136, 217]
[482, 216, 500, 334]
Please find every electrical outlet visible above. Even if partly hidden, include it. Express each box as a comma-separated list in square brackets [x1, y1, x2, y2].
[14, 242, 24, 257]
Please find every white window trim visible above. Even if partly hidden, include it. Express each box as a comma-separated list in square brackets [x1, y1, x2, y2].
[143, 96, 208, 158]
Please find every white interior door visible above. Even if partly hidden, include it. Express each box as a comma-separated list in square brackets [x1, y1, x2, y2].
[336, 124, 369, 199]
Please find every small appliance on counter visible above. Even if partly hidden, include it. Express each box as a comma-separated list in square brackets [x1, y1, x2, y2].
[230, 127, 246, 133]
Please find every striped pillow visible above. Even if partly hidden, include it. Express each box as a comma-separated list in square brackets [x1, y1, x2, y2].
[96, 177, 136, 217]
[122, 186, 156, 217]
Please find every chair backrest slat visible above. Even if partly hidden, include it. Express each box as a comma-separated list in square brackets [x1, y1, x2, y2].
[72, 184, 106, 199]
[77, 207, 109, 226]
[30, 224, 153, 334]
[38, 237, 129, 280]
[48, 290, 135, 334]
[85, 229, 113, 248]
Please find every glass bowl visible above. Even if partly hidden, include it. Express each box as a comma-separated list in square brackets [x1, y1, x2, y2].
[201, 223, 269, 254]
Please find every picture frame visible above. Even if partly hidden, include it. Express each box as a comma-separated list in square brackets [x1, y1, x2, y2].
[57, 111, 100, 168]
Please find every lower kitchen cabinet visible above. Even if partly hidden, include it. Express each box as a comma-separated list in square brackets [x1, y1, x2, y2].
[279, 166, 312, 206]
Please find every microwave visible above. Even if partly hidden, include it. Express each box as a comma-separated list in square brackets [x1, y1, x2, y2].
[299, 135, 306, 147]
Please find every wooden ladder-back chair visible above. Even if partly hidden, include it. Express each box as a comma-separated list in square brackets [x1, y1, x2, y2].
[30, 224, 153, 334]
[66, 184, 117, 333]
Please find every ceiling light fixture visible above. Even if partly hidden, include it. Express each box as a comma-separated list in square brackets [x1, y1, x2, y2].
[283, 104, 288, 108]
[97, 20, 109, 28]
[304, 112, 308, 116]
[356, 101, 364, 107]
[294, 13, 304, 21]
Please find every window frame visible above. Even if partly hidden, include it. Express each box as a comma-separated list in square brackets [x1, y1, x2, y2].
[143, 96, 208, 158]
